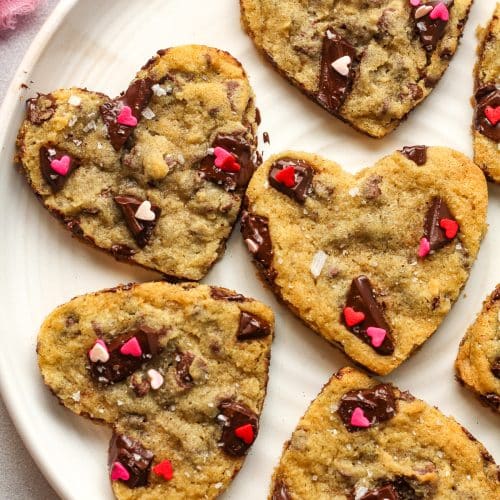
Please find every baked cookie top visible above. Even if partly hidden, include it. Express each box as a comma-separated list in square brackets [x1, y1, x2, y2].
[37, 282, 274, 499]
[16, 45, 258, 281]
[456, 285, 500, 413]
[242, 147, 487, 374]
[473, 3, 500, 183]
[270, 367, 499, 499]
[240, 0, 472, 138]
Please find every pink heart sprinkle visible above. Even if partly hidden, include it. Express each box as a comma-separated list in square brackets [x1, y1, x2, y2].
[350, 407, 371, 428]
[117, 105, 138, 127]
[50, 155, 71, 176]
[429, 2, 449, 21]
[410, 0, 421, 6]
[418, 237, 430, 258]
[111, 462, 130, 482]
[366, 327, 387, 348]
[120, 337, 142, 357]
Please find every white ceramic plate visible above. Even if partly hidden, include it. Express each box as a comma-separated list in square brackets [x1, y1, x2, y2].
[0, 1, 498, 498]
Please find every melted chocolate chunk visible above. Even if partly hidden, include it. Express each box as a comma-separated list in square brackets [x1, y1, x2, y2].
[237, 311, 271, 341]
[399, 145, 427, 166]
[199, 133, 254, 191]
[414, 0, 454, 52]
[268, 158, 314, 203]
[114, 195, 161, 248]
[344, 276, 395, 355]
[491, 358, 500, 379]
[272, 478, 292, 500]
[359, 485, 398, 500]
[317, 29, 357, 113]
[89, 326, 163, 385]
[26, 94, 56, 125]
[474, 84, 500, 142]
[100, 78, 153, 151]
[338, 384, 397, 432]
[175, 351, 195, 388]
[39, 146, 79, 193]
[217, 400, 258, 456]
[210, 287, 246, 302]
[109, 434, 153, 488]
[423, 197, 456, 251]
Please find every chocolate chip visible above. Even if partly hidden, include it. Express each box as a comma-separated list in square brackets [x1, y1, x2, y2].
[317, 29, 357, 112]
[358, 484, 398, 500]
[237, 312, 271, 341]
[272, 478, 292, 500]
[111, 244, 137, 259]
[390, 477, 418, 499]
[343, 276, 395, 355]
[268, 158, 314, 203]
[491, 358, 500, 379]
[100, 78, 153, 151]
[108, 433, 153, 488]
[399, 145, 427, 166]
[175, 351, 195, 388]
[255, 107, 262, 125]
[338, 384, 397, 432]
[263, 132, 270, 144]
[413, 0, 454, 52]
[114, 195, 161, 248]
[26, 94, 56, 125]
[39, 146, 79, 193]
[407, 83, 424, 101]
[131, 374, 150, 397]
[210, 287, 246, 302]
[474, 84, 500, 143]
[217, 400, 258, 456]
[481, 392, 500, 410]
[362, 175, 383, 200]
[423, 197, 456, 251]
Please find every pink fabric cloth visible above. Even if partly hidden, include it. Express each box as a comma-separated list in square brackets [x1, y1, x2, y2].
[0, 0, 44, 30]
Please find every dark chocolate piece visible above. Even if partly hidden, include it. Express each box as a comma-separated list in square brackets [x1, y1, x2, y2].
[89, 326, 162, 385]
[391, 477, 418, 499]
[423, 197, 456, 251]
[268, 158, 314, 203]
[175, 351, 195, 389]
[491, 358, 500, 379]
[474, 84, 500, 143]
[263, 132, 270, 144]
[114, 195, 161, 248]
[344, 276, 395, 355]
[26, 94, 56, 125]
[39, 146, 79, 193]
[359, 484, 398, 500]
[100, 78, 153, 151]
[272, 478, 292, 500]
[338, 383, 397, 432]
[317, 29, 357, 112]
[199, 133, 254, 191]
[237, 311, 271, 341]
[210, 287, 246, 302]
[108, 433, 153, 488]
[399, 145, 427, 165]
[111, 244, 137, 259]
[217, 400, 258, 456]
[413, 0, 454, 52]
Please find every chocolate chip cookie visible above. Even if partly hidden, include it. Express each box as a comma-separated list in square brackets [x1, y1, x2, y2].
[240, 0, 472, 138]
[473, 3, 500, 183]
[456, 285, 500, 413]
[17, 45, 258, 280]
[37, 282, 273, 499]
[242, 147, 487, 375]
[270, 367, 499, 499]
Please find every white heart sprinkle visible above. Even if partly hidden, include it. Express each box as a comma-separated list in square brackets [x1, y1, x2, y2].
[89, 341, 109, 363]
[147, 369, 164, 390]
[135, 200, 156, 221]
[331, 55, 352, 77]
[68, 95, 81, 106]
[415, 5, 433, 18]
[310, 250, 328, 278]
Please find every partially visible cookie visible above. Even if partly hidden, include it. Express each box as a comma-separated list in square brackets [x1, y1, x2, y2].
[17, 45, 258, 280]
[241, 0, 473, 138]
[270, 367, 499, 499]
[456, 285, 500, 413]
[37, 282, 274, 499]
[473, 4, 500, 182]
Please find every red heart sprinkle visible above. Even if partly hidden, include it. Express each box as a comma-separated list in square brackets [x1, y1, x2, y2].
[214, 147, 241, 172]
[439, 218, 458, 239]
[234, 423, 255, 444]
[153, 459, 173, 481]
[275, 166, 296, 188]
[343, 307, 365, 327]
[484, 106, 500, 126]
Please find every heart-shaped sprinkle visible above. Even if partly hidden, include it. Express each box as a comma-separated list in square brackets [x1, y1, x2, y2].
[484, 106, 500, 126]
[410, 0, 421, 6]
[110, 461, 130, 482]
[120, 337, 142, 357]
[153, 459, 173, 481]
[88, 339, 110, 363]
[350, 407, 371, 428]
[331, 55, 352, 77]
[439, 218, 458, 239]
[50, 155, 71, 176]
[429, 2, 449, 22]
[135, 200, 156, 221]
[418, 237, 431, 258]
[366, 327, 387, 348]
[214, 147, 241, 172]
[117, 105, 138, 127]
[415, 5, 433, 19]
[234, 423, 255, 444]
[147, 368, 164, 390]
[274, 166, 296, 187]
[343, 307, 366, 327]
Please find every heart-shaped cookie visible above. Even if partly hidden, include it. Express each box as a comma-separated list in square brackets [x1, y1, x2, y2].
[242, 147, 487, 374]
[240, 0, 472, 138]
[16, 45, 259, 280]
[37, 282, 274, 499]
